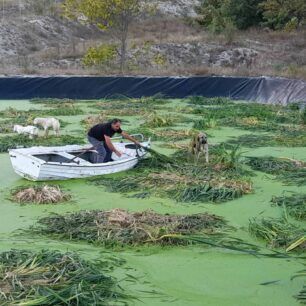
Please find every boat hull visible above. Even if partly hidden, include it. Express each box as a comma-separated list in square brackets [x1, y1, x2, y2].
[9, 142, 149, 181]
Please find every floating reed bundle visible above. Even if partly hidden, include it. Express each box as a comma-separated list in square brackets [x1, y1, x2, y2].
[227, 132, 306, 148]
[271, 193, 306, 220]
[32, 209, 227, 247]
[247, 156, 306, 185]
[92, 145, 252, 204]
[249, 217, 306, 251]
[11, 185, 71, 205]
[0, 249, 126, 305]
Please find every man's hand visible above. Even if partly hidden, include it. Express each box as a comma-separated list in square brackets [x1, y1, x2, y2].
[114, 150, 122, 157]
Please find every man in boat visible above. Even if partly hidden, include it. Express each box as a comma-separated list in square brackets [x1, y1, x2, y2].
[87, 118, 140, 163]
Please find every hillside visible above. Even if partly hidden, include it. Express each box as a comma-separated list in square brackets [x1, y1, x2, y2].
[0, 0, 305, 80]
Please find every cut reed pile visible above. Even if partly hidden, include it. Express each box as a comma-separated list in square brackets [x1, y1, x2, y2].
[190, 102, 300, 124]
[0, 249, 127, 305]
[142, 112, 175, 128]
[11, 185, 71, 205]
[292, 270, 306, 304]
[30, 98, 77, 105]
[92, 145, 252, 204]
[249, 217, 306, 251]
[271, 193, 306, 220]
[0, 135, 85, 152]
[188, 96, 233, 106]
[247, 156, 306, 185]
[0, 106, 84, 118]
[32, 209, 227, 247]
[81, 113, 109, 131]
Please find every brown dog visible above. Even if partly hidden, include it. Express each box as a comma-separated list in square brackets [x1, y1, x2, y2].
[190, 132, 209, 163]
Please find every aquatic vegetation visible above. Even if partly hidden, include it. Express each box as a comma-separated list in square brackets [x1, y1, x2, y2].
[81, 113, 109, 131]
[142, 112, 174, 128]
[188, 96, 233, 106]
[227, 132, 306, 147]
[271, 193, 306, 220]
[193, 117, 218, 129]
[0, 249, 126, 305]
[292, 270, 306, 304]
[249, 217, 306, 250]
[191, 102, 300, 125]
[247, 156, 306, 185]
[92, 146, 252, 204]
[32, 208, 227, 246]
[30, 98, 77, 105]
[0, 106, 84, 118]
[0, 135, 85, 152]
[11, 185, 71, 205]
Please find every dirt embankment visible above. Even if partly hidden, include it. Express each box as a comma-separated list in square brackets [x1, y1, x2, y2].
[0, 0, 305, 79]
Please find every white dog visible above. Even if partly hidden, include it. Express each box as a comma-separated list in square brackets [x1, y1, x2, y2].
[190, 132, 209, 163]
[13, 125, 39, 139]
[33, 117, 60, 137]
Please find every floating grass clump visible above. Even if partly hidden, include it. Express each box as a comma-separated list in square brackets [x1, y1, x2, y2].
[189, 96, 233, 105]
[0, 106, 84, 119]
[81, 113, 109, 131]
[32, 209, 227, 246]
[142, 112, 174, 128]
[11, 185, 71, 205]
[247, 156, 306, 185]
[0, 135, 85, 152]
[292, 270, 306, 304]
[226, 131, 306, 147]
[90, 145, 252, 204]
[191, 102, 301, 125]
[249, 217, 306, 251]
[0, 249, 126, 305]
[30, 98, 76, 105]
[271, 193, 306, 220]
[193, 117, 218, 129]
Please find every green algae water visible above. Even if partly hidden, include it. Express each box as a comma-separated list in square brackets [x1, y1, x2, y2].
[0, 99, 305, 305]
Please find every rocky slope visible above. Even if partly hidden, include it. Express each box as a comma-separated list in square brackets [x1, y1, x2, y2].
[0, 0, 305, 79]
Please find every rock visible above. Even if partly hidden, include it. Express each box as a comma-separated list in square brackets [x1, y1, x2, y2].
[214, 48, 258, 68]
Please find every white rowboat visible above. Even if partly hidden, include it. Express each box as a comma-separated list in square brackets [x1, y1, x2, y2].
[9, 136, 150, 181]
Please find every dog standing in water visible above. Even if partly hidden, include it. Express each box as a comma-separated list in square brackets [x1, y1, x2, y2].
[190, 132, 209, 163]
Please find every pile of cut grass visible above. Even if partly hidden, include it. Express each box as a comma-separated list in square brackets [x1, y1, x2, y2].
[292, 270, 306, 304]
[188, 96, 233, 106]
[81, 113, 109, 131]
[0, 249, 126, 305]
[32, 209, 227, 246]
[247, 156, 306, 185]
[30, 98, 76, 105]
[190, 102, 300, 124]
[0, 106, 84, 118]
[11, 185, 71, 205]
[226, 132, 306, 148]
[92, 145, 252, 204]
[142, 112, 175, 128]
[249, 217, 306, 251]
[271, 193, 306, 220]
[96, 173, 251, 203]
[0, 135, 85, 152]
[193, 117, 218, 129]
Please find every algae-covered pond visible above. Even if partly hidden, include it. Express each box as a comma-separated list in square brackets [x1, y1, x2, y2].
[0, 97, 305, 305]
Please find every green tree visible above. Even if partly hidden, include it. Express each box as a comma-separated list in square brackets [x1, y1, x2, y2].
[62, 0, 154, 73]
[226, 0, 264, 30]
[196, 0, 232, 33]
[260, 0, 306, 30]
[196, 0, 264, 31]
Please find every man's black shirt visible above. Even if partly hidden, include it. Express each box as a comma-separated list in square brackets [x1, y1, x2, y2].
[88, 123, 122, 141]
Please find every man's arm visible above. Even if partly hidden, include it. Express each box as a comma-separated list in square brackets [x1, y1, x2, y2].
[121, 131, 140, 145]
[104, 136, 122, 157]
